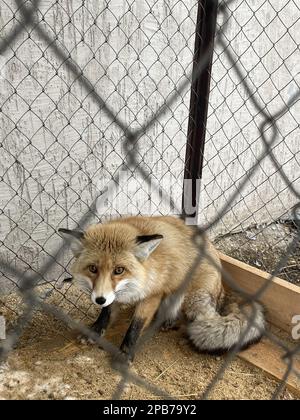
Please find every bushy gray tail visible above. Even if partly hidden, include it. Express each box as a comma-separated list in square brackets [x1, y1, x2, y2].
[187, 300, 265, 355]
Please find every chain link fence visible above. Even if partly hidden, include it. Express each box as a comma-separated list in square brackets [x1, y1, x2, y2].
[200, 0, 300, 286]
[0, 0, 299, 400]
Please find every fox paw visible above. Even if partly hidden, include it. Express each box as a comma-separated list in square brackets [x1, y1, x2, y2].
[160, 318, 179, 331]
[77, 323, 105, 345]
[77, 334, 96, 345]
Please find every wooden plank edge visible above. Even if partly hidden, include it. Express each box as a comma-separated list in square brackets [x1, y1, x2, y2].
[219, 253, 300, 333]
[239, 338, 300, 398]
[219, 253, 300, 396]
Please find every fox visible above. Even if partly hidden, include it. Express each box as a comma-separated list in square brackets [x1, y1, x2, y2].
[59, 215, 265, 361]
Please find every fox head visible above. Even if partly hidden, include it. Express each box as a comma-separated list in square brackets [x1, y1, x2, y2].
[59, 223, 163, 307]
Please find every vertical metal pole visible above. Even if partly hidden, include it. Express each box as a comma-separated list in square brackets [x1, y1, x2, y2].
[182, 0, 219, 221]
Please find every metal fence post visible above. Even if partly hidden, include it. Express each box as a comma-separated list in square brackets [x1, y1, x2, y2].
[183, 0, 219, 221]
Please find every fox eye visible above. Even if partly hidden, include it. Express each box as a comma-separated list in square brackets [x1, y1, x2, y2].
[114, 267, 124, 275]
[88, 265, 98, 274]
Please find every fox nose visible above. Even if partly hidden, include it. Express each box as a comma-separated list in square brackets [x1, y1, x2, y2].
[95, 296, 106, 305]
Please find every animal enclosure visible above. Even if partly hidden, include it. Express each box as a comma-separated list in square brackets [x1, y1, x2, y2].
[0, 0, 299, 400]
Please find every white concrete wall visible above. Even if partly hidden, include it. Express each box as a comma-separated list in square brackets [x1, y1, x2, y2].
[0, 0, 299, 294]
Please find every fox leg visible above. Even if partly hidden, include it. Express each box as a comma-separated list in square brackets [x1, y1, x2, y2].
[91, 305, 112, 336]
[78, 304, 114, 345]
[120, 294, 162, 361]
[159, 293, 185, 331]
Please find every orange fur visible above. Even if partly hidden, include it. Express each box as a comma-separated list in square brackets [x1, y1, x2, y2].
[61, 215, 265, 354]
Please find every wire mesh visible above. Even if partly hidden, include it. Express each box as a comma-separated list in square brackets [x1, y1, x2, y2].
[0, 0, 299, 400]
[200, 0, 300, 285]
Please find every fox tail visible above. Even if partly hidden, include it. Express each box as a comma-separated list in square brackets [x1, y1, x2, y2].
[186, 295, 265, 354]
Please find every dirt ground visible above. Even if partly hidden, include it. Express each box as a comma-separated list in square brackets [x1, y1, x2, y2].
[215, 221, 299, 285]
[0, 287, 297, 401]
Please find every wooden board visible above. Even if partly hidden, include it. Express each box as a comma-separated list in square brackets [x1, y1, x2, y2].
[220, 253, 300, 396]
[240, 338, 300, 398]
[220, 253, 300, 333]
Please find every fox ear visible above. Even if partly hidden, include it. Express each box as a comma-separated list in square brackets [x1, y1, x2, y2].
[134, 234, 163, 261]
[58, 228, 84, 256]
